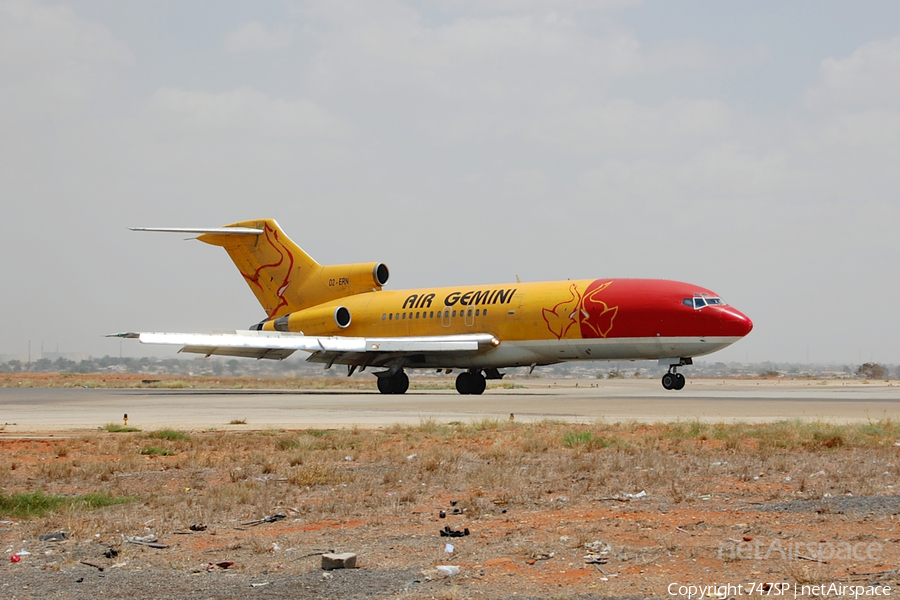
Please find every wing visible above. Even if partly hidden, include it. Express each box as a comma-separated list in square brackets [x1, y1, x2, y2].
[107, 331, 501, 364]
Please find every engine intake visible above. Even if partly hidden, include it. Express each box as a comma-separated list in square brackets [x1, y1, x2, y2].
[373, 263, 389, 286]
[334, 306, 351, 328]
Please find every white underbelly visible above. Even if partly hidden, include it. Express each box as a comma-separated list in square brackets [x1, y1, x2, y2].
[465, 336, 742, 368]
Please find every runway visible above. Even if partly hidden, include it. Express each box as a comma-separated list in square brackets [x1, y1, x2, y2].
[1, 379, 898, 433]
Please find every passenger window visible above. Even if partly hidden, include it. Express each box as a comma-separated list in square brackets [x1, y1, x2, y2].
[382, 314, 386, 320]
[416, 312, 420, 318]
[475, 309, 480, 316]
[430, 311, 434, 318]
[444, 310, 449, 317]
[389, 313, 393, 320]
[468, 309, 472, 317]
[452, 310, 456, 317]
[483, 309, 488, 316]
[402, 313, 406, 319]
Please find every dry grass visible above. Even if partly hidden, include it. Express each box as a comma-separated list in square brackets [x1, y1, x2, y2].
[3, 419, 900, 597]
[1, 419, 898, 529]
[0, 372, 380, 390]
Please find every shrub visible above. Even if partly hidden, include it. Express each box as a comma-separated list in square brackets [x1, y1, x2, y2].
[147, 429, 191, 441]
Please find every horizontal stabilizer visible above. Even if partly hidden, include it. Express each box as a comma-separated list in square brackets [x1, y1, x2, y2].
[129, 227, 264, 235]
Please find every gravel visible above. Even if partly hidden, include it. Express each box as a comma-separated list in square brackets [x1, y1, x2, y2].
[2, 567, 423, 600]
[2, 568, 665, 599]
[750, 494, 900, 518]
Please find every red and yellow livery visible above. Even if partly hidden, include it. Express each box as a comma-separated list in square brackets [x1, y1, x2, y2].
[114, 219, 752, 394]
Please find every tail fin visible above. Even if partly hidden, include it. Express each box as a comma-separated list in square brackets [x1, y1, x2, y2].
[195, 219, 387, 319]
[195, 219, 317, 318]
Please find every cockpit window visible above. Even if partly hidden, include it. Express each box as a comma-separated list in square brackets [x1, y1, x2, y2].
[684, 295, 726, 309]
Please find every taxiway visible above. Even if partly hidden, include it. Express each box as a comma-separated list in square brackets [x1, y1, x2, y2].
[1, 379, 897, 433]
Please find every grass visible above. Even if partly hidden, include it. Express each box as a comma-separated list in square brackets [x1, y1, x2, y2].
[146, 429, 191, 441]
[0, 490, 135, 519]
[3, 418, 899, 533]
[102, 423, 142, 433]
[229, 418, 248, 425]
[494, 382, 526, 389]
[140, 446, 177, 456]
[145, 380, 190, 388]
[562, 431, 614, 450]
[0, 373, 385, 390]
[657, 418, 900, 449]
[3, 415, 898, 597]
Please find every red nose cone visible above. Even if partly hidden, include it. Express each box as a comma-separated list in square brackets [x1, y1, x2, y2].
[719, 307, 753, 337]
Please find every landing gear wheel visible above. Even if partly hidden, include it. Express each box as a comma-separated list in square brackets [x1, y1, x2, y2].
[456, 372, 486, 395]
[673, 373, 686, 390]
[377, 371, 409, 394]
[393, 371, 409, 394]
[471, 372, 486, 395]
[661, 373, 675, 390]
[456, 372, 473, 395]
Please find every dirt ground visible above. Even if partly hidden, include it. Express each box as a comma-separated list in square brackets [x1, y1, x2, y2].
[2, 414, 900, 599]
[0, 372, 385, 390]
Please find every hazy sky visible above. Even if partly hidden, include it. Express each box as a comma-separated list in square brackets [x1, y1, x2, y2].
[1, 0, 898, 365]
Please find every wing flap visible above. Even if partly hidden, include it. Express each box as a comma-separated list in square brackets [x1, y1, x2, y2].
[367, 338, 480, 351]
[179, 346, 297, 360]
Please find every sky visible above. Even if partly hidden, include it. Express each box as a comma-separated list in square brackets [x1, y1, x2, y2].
[1, 0, 898, 365]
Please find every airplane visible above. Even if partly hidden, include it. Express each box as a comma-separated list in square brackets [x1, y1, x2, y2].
[111, 219, 752, 394]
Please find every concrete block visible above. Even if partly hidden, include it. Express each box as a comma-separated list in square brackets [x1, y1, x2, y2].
[321, 552, 357, 570]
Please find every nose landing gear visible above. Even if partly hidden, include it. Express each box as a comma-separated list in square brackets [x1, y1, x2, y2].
[455, 370, 486, 395]
[661, 369, 685, 391]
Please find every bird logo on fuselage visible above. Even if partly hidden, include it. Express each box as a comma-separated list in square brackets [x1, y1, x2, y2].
[542, 280, 618, 340]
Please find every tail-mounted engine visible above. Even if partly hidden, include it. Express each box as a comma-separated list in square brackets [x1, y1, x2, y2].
[265, 304, 352, 334]
[318, 262, 389, 295]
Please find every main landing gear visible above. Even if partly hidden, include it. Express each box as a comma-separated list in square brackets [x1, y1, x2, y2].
[455, 370, 486, 395]
[375, 369, 490, 395]
[661, 369, 686, 391]
[377, 370, 409, 395]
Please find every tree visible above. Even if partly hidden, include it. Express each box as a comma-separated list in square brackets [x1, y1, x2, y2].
[856, 363, 885, 379]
